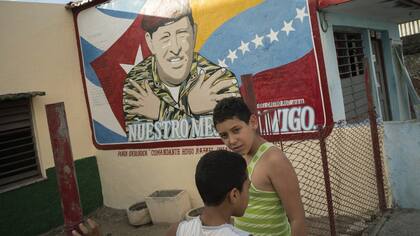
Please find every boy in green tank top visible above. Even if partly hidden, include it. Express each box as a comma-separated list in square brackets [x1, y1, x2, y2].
[213, 97, 307, 236]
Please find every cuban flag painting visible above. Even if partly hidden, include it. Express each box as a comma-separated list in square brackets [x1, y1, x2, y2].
[75, 0, 332, 149]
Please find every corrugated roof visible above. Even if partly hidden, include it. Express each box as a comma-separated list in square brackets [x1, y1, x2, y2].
[320, 0, 420, 23]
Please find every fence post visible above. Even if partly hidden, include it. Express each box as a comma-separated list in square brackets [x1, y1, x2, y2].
[46, 102, 83, 236]
[319, 129, 336, 236]
[363, 59, 387, 211]
[240, 74, 257, 114]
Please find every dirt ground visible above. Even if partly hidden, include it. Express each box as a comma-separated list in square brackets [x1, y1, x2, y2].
[40, 207, 171, 236]
[363, 208, 420, 236]
[41, 207, 420, 236]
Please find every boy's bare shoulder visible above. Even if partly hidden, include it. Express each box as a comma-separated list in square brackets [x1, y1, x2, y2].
[263, 145, 287, 161]
[262, 146, 292, 170]
[261, 145, 298, 187]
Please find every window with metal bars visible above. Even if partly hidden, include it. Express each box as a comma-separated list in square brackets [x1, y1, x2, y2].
[334, 32, 364, 79]
[0, 98, 41, 192]
[334, 31, 368, 121]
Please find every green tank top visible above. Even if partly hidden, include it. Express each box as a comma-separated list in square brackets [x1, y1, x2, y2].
[234, 142, 291, 236]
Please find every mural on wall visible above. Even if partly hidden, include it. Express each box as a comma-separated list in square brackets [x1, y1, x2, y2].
[75, 0, 332, 149]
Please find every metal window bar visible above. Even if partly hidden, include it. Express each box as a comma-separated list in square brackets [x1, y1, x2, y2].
[0, 98, 41, 190]
[333, 32, 368, 122]
[333, 32, 364, 79]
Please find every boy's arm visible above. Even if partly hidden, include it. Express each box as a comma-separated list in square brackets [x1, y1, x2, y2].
[166, 222, 180, 236]
[267, 150, 307, 236]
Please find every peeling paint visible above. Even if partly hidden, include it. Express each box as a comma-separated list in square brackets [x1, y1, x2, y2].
[63, 165, 71, 174]
[46, 103, 83, 234]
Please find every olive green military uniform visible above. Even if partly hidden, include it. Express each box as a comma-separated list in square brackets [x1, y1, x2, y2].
[123, 52, 239, 133]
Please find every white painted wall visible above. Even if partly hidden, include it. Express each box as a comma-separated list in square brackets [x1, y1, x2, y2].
[384, 120, 420, 209]
[0, 3, 206, 209]
[318, 12, 346, 122]
[0, 2, 95, 172]
[96, 148, 208, 209]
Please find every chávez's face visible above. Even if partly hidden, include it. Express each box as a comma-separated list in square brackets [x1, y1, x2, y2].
[146, 16, 195, 86]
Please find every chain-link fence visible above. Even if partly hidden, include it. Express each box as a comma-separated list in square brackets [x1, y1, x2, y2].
[325, 120, 385, 235]
[277, 138, 332, 235]
[244, 57, 388, 235]
[270, 117, 388, 236]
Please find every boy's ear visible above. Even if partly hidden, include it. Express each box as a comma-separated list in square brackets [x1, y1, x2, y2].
[249, 114, 258, 130]
[228, 188, 240, 204]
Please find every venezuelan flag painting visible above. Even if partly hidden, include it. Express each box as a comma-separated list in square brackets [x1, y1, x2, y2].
[75, 0, 332, 149]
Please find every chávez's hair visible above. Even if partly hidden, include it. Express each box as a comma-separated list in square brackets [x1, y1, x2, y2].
[213, 97, 252, 127]
[195, 150, 247, 206]
[141, 0, 194, 35]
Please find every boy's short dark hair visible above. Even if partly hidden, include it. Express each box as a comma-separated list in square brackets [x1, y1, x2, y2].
[213, 97, 252, 127]
[195, 150, 247, 206]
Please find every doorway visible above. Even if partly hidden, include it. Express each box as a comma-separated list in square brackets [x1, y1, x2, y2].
[371, 35, 392, 121]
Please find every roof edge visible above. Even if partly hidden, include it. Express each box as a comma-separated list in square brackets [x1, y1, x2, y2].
[0, 91, 46, 102]
[66, 0, 108, 11]
[318, 0, 353, 9]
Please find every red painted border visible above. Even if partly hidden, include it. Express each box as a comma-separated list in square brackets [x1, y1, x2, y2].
[309, 0, 334, 128]
[71, 9, 98, 150]
[72, 0, 334, 150]
[317, 0, 352, 9]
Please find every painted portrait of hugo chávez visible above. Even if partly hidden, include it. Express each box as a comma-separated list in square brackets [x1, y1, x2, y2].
[79, 0, 330, 147]
[122, 0, 240, 142]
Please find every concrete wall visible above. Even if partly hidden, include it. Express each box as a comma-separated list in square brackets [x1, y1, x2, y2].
[0, 3, 102, 235]
[0, 1, 217, 214]
[0, 1, 95, 172]
[97, 148, 205, 209]
[384, 120, 420, 209]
